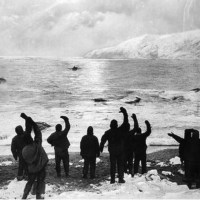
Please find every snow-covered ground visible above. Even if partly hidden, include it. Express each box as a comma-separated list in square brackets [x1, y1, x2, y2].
[0, 156, 200, 199]
[0, 168, 200, 199]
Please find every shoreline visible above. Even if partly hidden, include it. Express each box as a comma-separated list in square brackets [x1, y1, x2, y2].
[0, 144, 178, 158]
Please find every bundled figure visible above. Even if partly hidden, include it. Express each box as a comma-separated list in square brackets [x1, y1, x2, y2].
[80, 126, 100, 179]
[11, 118, 32, 181]
[47, 116, 70, 178]
[21, 113, 49, 199]
[132, 117, 151, 176]
[124, 113, 139, 176]
[169, 129, 200, 188]
[100, 107, 130, 184]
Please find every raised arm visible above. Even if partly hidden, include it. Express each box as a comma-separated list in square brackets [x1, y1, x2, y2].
[131, 113, 139, 130]
[99, 132, 108, 153]
[168, 132, 183, 143]
[32, 119, 42, 145]
[143, 120, 151, 137]
[118, 107, 129, 132]
[60, 116, 70, 137]
[11, 138, 18, 160]
[20, 113, 32, 134]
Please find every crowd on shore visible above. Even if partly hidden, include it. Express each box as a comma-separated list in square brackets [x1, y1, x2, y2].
[10, 107, 200, 199]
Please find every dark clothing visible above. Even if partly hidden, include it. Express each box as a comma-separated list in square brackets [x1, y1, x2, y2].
[11, 135, 27, 178]
[134, 153, 146, 174]
[55, 149, 69, 176]
[133, 122, 151, 175]
[124, 115, 139, 175]
[22, 120, 49, 199]
[83, 157, 96, 178]
[110, 154, 124, 182]
[22, 166, 46, 199]
[11, 135, 26, 160]
[80, 134, 100, 158]
[100, 111, 129, 182]
[11, 119, 32, 179]
[47, 118, 70, 177]
[80, 130, 100, 178]
[170, 131, 200, 184]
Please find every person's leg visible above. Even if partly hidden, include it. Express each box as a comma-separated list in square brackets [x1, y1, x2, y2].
[22, 173, 36, 199]
[110, 154, 116, 183]
[83, 157, 89, 178]
[117, 154, 125, 183]
[55, 153, 61, 177]
[133, 153, 140, 175]
[141, 153, 147, 174]
[90, 157, 96, 179]
[123, 151, 128, 174]
[127, 152, 134, 175]
[62, 150, 69, 177]
[36, 167, 46, 199]
[17, 155, 24, 181]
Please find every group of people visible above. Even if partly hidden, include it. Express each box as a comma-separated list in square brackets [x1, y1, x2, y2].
[10, 106, 199, 199]
[11, 107, 152, 199]
[168, 129, 200, 188]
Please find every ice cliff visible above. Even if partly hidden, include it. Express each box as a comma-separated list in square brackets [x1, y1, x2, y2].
[85, 30, 200, 59]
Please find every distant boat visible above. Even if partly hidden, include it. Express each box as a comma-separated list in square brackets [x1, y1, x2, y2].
[72, 66, 78, 71]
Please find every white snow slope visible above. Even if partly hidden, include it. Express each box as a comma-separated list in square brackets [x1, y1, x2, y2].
[85, 30, 200, 59]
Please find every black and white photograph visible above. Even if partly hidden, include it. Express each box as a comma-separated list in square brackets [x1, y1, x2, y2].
[0, 0, 200, 199]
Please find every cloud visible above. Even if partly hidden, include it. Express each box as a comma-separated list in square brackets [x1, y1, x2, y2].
[0, 0, 199, 56]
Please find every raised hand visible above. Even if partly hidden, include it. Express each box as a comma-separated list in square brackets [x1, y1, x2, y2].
[119, 107, 126, 113]
[168, 132, 174, 137]
[131, 113, 136, 118]
[20, 113, 28, 119]
[60, 116, 69, 120]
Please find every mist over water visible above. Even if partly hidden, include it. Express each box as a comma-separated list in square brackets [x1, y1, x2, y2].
[0, 57, 200, 155]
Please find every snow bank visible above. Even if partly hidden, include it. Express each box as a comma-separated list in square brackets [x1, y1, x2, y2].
[0, 161, 13, 166]
[1, 170, 200, 199]
[169, 156, 181, 165]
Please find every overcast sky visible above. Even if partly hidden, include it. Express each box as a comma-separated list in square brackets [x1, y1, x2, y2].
[0, 0, 200, 57]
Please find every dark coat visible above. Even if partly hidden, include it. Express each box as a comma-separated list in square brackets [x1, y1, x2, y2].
[80, 132, 100, 158]
[100, 112, 129, 155]
[22, 123, 49, 173]
[133, 122, 151, 155]
[11, 134, 26, 160]
[47, 119, 70, 155]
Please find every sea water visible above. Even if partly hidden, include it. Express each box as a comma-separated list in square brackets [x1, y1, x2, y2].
[0, 57, 200, 155]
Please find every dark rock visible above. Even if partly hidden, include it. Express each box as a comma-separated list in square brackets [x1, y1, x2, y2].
[93, 98, 107, 102]
[191, 88, 200, 92]
[36, 122, 51, 131]
[0, 78, 6, 84]
[172, 96, 185, 101]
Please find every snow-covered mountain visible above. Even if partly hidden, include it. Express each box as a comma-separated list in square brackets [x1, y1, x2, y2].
[85, 30, 200, 59]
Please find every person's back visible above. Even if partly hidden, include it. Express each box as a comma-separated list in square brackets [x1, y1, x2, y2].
[80, 126, 100, 179]
[133, 120, 151, 175]
[20, 114, 48, 199]
[81, 131, 99, 158]
[134, 121, 151, 154]
[47, 117, 70, 153]
[100, 107, 129, 184]
[11, 125, 28, 181]
[47, 116, 70, 178]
